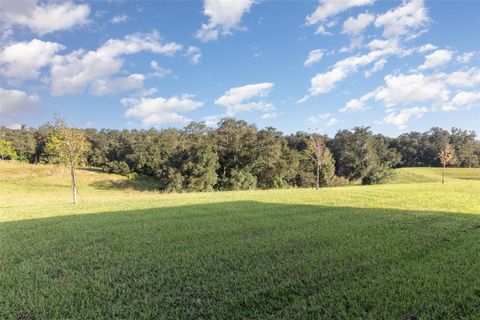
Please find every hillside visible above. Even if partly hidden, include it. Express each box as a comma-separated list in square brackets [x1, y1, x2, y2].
[390, 167, 480, 184]
[1, 162, 480, 319]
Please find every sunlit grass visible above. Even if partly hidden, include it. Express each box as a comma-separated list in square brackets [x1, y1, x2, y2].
[1, 161, 479, 318]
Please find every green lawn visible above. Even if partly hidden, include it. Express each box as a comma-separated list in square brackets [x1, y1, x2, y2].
[1, 162, 480, 319]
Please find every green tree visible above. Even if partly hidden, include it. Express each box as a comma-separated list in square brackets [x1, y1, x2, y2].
[214, 118, 258, 190]
[45, 118, 91, 203]
[253, 127, 295, 189]
[329, 127, 377, 182]
[450, 128, 479, 167]
[0, 139, 17, 160]
[179, 123, 218, 192]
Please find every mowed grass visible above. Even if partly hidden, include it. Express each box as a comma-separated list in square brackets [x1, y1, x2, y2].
[1, 162, 480, 319]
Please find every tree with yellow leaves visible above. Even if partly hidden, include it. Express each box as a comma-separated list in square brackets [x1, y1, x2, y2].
[438, 144, 458, 184]
[46, 118, 90, 203]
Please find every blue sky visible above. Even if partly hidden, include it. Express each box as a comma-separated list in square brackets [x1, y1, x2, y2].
[0, 0, 479, 136]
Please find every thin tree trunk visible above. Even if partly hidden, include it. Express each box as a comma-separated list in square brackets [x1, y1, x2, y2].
[70, 165, 77, 204]
[442, 164, 445, 184]
[316, 163, 320, 190]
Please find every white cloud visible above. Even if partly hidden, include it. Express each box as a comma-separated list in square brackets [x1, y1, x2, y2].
[299, 36, 415, 102]
[185, 46, 202, 64]
[0, 88, 39, 122]
[138, 88, 159, 97]
[418, 49, 453, 70]
[111, 14, 128, 24]
[374, 0, 429, 38]
[0, 0, 90, 35]
[383, 106, 428, 129]
[90, 74, 145, 96]
[122, 95, 203, 126]
[195, 0, 256, 42]
[215, 82, 274, 115]
[299, 49, 388, 101]
[340, 99, 364, 113]
[342, 12, 374, 36]
[364, 58, 387, 77]
[438, 68, 480, 88]
[374, 73, 449, 106]
[366, 38, 405, 55]
[446, 91, 480, 111]
[343, 67, 480, 118]
[203, 115, 222, 126]
[304, 49, 324, 67]
[50, 32, 181, 95]
[261, 112, 278, 119]
[150, 60, 172, 78]
[306, 0, 374, 26]
[0, 39, 64, 81]
[418, 43, 437, 53]
[457, 52, 475, 64]
[340, 90, 376, 112]
[315, 25, 333, 36]
[306, 113, 338, 126]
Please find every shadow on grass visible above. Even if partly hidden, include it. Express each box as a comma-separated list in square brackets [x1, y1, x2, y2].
[77, 167, 159, 191]
[1, 201, 480, 319]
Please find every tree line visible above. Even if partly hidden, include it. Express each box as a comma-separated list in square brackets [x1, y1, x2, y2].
[1, 119, 479, 192]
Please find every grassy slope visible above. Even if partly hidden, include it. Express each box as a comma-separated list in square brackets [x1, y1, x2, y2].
[391, 167, 480, 184]
[1, 162, 480, 319]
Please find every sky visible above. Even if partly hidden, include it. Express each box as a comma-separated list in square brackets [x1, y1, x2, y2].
[0, 0, 479, 136]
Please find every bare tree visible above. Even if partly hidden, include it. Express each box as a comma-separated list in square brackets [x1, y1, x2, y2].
[438, 144, 457, 184]
[46, 118, 90, 203]
[309, 135, 327, 190]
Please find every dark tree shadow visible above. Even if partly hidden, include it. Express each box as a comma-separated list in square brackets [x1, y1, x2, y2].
[1, 201, 479, 319]
[89, 176, 160, 191]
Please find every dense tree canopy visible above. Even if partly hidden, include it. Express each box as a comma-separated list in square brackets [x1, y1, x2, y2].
[1, 120, 479, 192]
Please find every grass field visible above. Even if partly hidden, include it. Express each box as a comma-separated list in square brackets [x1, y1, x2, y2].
[1, 162, 480, 319]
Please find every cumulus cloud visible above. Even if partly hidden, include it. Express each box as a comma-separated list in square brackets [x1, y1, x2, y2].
[437, 67, 480, 88]
[307, 113, 338, 126]
[418, 43, 437, 53]
[340, 91, 376, 112]
[374, 73, 449, 106]
[304, 49, 324, 67]
[185, 46, 202, 64]
[0, 39, 64, 81]
[215, 82, 274, 115]
[299, 48, 390, 102]
[446, 91, 480, 111]
[0, 88, 39, 122]
[299, 36, 415, 102]
[374, 0, 429, 38]
[383, 106, 428, 129]
[343, 67, 480, 127]
[90, 74, 145, 96]
[50, 32, 181, 95]
[306, 0, 374, 35]
[342, 12, 375, 36]
[261, 112, 278, 119]
[150, 60, 172, 78]
[364, 58, 387, 77]
[0, 0, 90, 35]
[111, 14, 128, 24]
[122, 95, 203, 126]
[195, 0, 256, 42]
[314, 25, 333, 36]
[202, 114, 222, 126]
[457, 52, 475, 64]
[418, 49, 453, 70]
